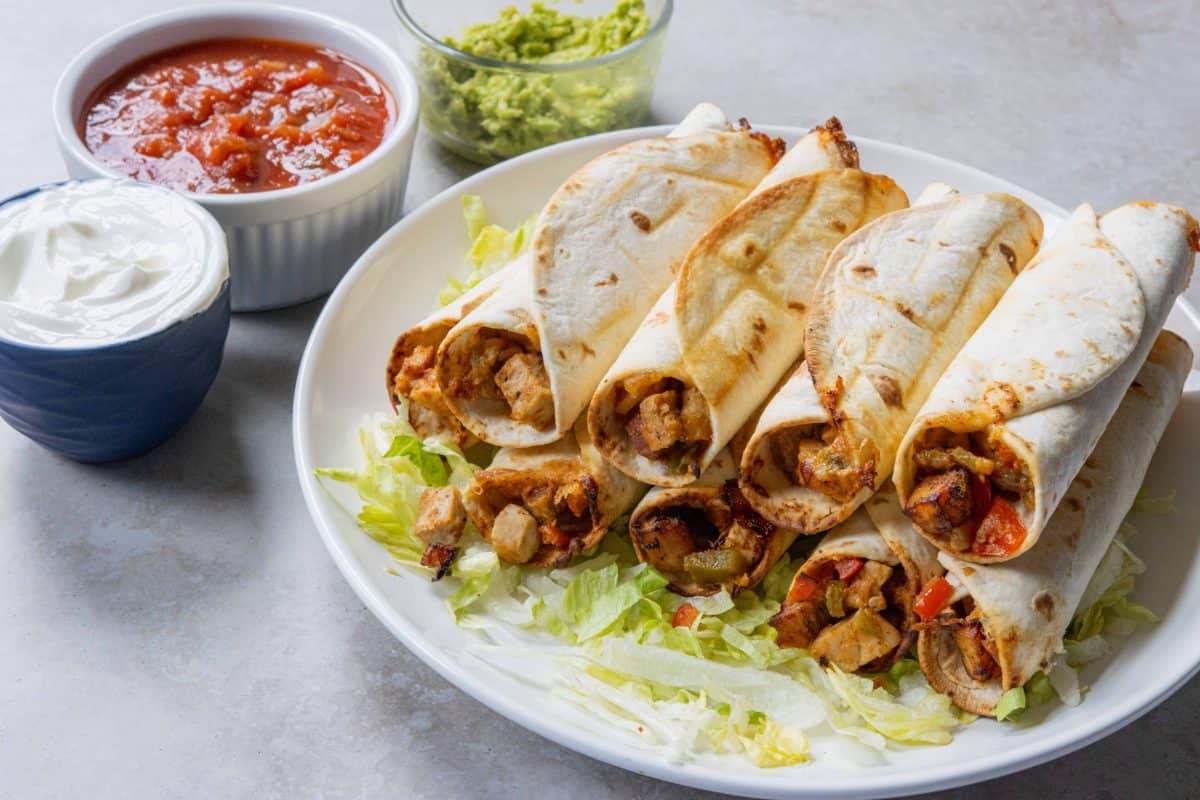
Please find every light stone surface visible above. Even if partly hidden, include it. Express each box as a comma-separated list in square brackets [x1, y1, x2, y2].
[1, 1, 1197, 798]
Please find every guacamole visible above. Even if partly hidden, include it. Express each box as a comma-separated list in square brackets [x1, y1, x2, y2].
[417, 0, 660, 163]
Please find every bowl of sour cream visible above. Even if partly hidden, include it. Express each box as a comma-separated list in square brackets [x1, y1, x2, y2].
[0, 179, 230, 462]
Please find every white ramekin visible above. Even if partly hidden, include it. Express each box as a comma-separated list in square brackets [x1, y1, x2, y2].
[52, 4, 420, 311]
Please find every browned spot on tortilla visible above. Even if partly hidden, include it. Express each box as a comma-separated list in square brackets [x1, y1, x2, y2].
[744, 240, 758, 257]
[1029, 359, 1047, 379]
[998, 243, 1017, 273]
[665, 177, 674, 186]
[1085, 456, 1099, 469]
[937, 240, 950, 247]
[870, 374, 904, 408]
[536, 288, 548, 297]
[1066, 497, 1082, 511]
[1077, 476, 1094, 488]
[752, 317, 767, 333]
[906, 236, 918, 243]
[688, 142, 712, 158]
[1055, 349, 1067, 357]
[788, 301, 806, 312]
[1121, 324, 1135, 337]
[1131, 380, 1150, 396]
[1156, 258, 1164, 266]
[581, 343, 596, 357]
[852, 264, 876, 278]
[557, 349, 567, 359]
[594, 272, 620, 287]
[1188, 220, 1200, 252]
[930, 291, 946, 305]
[983, 382, 1020, 418]
[537, 253, 551, 267]
[1033, 592, 1056, 620]
[648, 312, 670, 324]
[962, 566, 975, 576]
[831, 219, 847, 233]
[629, 211, 652, 232]
[895, 302, 916, 322]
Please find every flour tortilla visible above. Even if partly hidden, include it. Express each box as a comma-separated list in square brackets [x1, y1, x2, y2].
[589, 121, 906, 486]
[894, 202, 1199, 562]
[739, 188, 1044, 533]
[918, 331, 1192, 716]
[463, 417, 647, 568]
[436, 106, 781, 447]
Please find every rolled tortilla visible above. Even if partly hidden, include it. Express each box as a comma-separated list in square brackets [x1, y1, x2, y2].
[917, 330, 1192, 716]
[386, 268, 510, 446]
[463, 418, 647, 568]
[628, 448, 799, 596]
[895, 202, 1199, 562]
[769, 487, 942, 673]
[588, 119, 907, 487]
[739, 189, 1044, 533]
[436, 106, 784, 447]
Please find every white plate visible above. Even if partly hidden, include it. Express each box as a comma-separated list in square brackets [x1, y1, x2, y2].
[293, 125, 1200, 798]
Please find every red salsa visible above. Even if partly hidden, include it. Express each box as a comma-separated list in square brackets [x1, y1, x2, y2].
[80, 38, 395, 194]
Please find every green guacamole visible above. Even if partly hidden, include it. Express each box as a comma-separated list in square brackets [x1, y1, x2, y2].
[418, 1, 659, 163]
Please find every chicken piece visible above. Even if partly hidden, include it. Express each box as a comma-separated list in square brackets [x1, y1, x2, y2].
[633, 390, 684, 453]
[905, 466, 975, 537]
[953, 621, 1000, 681]
[615, 374, 668, 415]
[632, 511, 700, 574]
[795, 439, 862, 504]
[843, 560, 894, 612]
[491, 504, 540, 564]
[519, 482, 556, 524]
[456, 336, 522, 399]
[719, 522, 765, 566]
[809, 608, 902, 672]
[494, 352, 554, 429]
[771, 600, 830, 649]
[413, 486, 467, 548]
[678, 386, 711, 443]
[394, 344, 436, 396]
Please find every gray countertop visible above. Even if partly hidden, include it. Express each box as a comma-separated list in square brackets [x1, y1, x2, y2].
[2, 1, 1197, 797]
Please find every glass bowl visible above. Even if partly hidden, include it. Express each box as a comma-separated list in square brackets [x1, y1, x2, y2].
[392, 0, 673, 164]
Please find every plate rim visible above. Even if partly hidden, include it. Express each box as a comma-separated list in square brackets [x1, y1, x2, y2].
[292, 123, 1198, 798]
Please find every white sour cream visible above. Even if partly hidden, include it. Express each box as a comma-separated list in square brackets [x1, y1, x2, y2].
[0, 180, 227, 347]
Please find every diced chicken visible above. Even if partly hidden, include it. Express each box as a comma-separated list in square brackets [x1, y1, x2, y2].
[678, 387, 712, 443]
[844, 560, 894, 612]
[521, 483, 557, 524]
[771, 600, 831, 650]
[905, 466, 974, 536]
[633, 390, 683, 453]
[494, 352, 554, 429]
[491, 504, 540, 564]
[795, 439, 862, 504]
[615, 374, 668, 414]
[720, 522, 765, 566]
[413, 486, 466, 548]
[809, 608, 902, 672]
[953, 620, 1000, 681]
[632, 511, 702, 573]
[456, 336, 522, 399]
[394, 344, 436, 395]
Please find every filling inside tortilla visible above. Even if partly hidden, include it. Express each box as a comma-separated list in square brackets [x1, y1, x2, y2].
[904, 427, 1032, 558]
[770, 556, 912, 672]
[630, 481, 768, 593]
[467, 462, 599, 566]
[913, 575, 1003, 685]
[390, 327, 475, 445]
[611, 373, 712, 477]
[765, 422, 869, 504]
[442, 329, 555, 431]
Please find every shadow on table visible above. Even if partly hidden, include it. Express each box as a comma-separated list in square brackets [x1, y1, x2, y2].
[9, 296, 325, 627]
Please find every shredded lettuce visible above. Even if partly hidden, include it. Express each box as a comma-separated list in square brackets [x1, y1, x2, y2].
[438, 195, 538, 306]
[995, 687, 1025, 721]
[316, 408, 480, 569]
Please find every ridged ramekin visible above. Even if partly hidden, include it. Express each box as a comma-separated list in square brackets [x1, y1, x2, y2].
[0, 181, 232, 463]
[52, 4, 420, 311]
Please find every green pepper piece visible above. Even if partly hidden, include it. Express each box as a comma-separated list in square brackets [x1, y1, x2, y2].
[683, 549, 752, 584]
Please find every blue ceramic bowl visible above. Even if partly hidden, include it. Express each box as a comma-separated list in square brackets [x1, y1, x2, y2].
[0, 183, 232, 462]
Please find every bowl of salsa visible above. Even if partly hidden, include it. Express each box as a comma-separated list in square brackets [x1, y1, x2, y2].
[53, 5, 420, 311]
